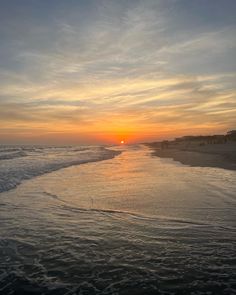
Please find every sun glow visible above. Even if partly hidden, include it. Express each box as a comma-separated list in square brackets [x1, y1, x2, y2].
[120, 140, 125, 144]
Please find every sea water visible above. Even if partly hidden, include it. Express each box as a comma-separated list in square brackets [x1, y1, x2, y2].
[0, 145, 235, 294]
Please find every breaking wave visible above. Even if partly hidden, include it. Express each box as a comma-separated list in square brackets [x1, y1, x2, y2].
[0, 145, 121, 193]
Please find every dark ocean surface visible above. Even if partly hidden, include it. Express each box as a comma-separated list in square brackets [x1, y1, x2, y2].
[0, 145, 235, 294]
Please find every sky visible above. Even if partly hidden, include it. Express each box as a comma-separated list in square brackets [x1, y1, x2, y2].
[0, 0, 235, 144]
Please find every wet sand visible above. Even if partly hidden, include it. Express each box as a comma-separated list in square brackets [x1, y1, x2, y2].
[148, 142, 236, 170]
[1, 145, 236, 294]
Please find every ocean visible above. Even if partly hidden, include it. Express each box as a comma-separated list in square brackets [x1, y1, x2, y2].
[0, 145, 235, 294]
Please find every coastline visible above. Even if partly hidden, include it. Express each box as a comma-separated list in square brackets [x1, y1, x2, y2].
[147, 142, 236, 171]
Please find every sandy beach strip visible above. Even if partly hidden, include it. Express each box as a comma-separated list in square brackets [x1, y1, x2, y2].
[147, 142, 236, 171]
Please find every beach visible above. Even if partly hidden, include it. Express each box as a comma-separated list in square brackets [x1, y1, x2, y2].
[0, 144, 236, 294]
[148, 142, 236, 171]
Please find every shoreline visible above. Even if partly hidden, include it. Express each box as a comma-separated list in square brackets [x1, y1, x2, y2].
[147, 142, 236, 171]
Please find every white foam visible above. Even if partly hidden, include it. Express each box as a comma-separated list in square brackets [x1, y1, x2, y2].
[0, 146, 120, 193]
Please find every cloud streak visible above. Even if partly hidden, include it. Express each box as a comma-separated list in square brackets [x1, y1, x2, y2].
[0, 0, 235, 143]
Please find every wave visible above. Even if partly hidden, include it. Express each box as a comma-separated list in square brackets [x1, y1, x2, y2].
[60, 204, 213, 228]
[0, 146, 121, 193]
[42, 192, 226, 230]
[0, 151, 27, 161]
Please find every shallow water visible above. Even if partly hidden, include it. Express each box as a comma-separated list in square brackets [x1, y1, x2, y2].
[0, 145, 235, 294]
[0, 145, 120, 192]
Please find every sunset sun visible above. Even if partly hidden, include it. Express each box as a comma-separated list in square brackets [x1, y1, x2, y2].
[0, 1, 235, 294]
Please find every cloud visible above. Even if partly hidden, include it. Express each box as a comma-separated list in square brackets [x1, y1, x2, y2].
[0, 0, 235, 143]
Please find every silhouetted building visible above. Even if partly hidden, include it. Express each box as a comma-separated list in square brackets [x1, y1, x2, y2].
[227, 130, 236, 141]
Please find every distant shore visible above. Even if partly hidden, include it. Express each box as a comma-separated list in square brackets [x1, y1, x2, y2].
[147, 136, 236, 171]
